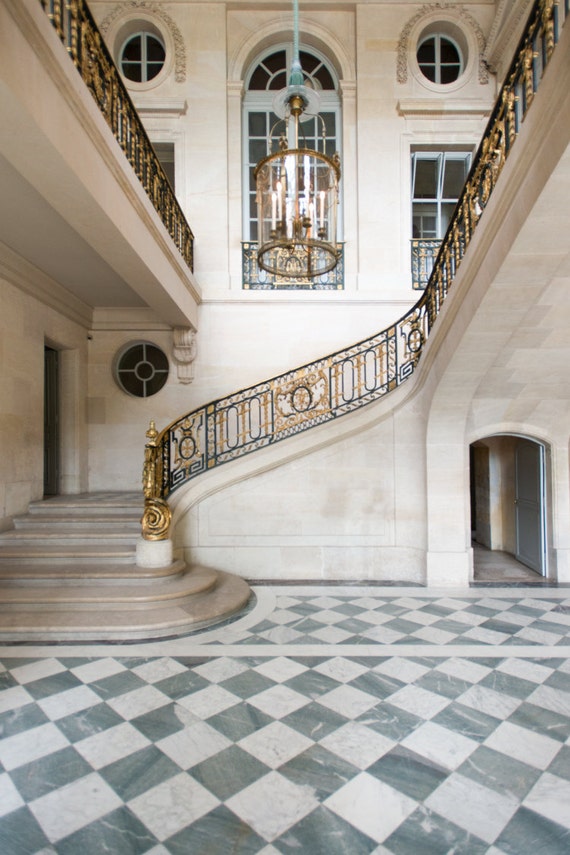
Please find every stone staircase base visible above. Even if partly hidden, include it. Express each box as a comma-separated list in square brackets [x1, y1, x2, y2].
[0, 493, 251, 641]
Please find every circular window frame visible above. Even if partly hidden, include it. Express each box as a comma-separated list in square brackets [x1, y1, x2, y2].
[113, 17, 172, 91]
[410, 19, 474, 93]
[113, 341, 170, 399]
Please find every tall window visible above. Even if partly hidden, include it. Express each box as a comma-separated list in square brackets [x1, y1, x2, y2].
[243, 47, 340, 242]
[411, 151, 471, 239]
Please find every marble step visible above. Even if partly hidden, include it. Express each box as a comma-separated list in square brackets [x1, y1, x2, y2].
[0, 570, 252, 641]
[0, 559, 187, 583]
[27, 492, 143, 515]
[0, 543, 136, 564]
[12, 514, 141, 532]
[0, 565, 218, 606]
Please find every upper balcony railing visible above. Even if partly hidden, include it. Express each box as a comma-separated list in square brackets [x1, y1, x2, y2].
[134, 0, 567, 541]
[411, 239, 441, 290]
[39, 0, 194, 272]
[242, 242, 345, 290]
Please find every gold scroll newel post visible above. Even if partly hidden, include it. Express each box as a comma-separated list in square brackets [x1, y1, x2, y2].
[141, 420, 172, 541]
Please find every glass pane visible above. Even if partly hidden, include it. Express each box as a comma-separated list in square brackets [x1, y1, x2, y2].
[146, 371, 168, 397]
[249, 66, 269, 90]
[321, 113, 336, 135]
[314, 65, 334, 90]
[123, 36, 142, 61]
[300, 52, 318, 73]
[417, 38, 435, 63]
[119, 345, 144, 371]
[122, 63, 142, 82]
[146, 36, 165, 62]
[119, 371, 143, 397]
[263, 50, 286, 74]
[147, 63, 163, 81]
[413, 204, 437, 238]
[440, 64, 461, 84]
[248, 113, 267, 136]
[442, 158, 468, 198]
[249, 139, 267, 163]
[145, 345, 169, 372]
[441, 203, 457, 234]
[440, 38, 460, 64]
[413, 158, 438, 199]
[268, 71, 287, 90]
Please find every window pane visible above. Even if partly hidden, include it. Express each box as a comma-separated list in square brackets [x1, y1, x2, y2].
[268, 71, 287, 90]
[249, 139, 267, 162]
[122, 63, 142, 82]
[249, 66, 269, 90]
[248, 113, 267, 136]
[442, 158, 468, 198]
[413, 158, 438, 198]
[440, 38, 460, 64]
[413, 204, 437, 238]
[146, 37, 165, 62]
[263, 50, 286, 74]
[441, 203, 457, 234]
[417, 38, 435, 63]
[440, 65, 460, 84]
[147, 63, 163, 81]
[123, 36, 142, 61]
[145, 345, 169, 372]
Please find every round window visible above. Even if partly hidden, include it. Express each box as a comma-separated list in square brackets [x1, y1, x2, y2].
[114, 342, 169, 398]
[120, 32, 166, 82]
[417, 34, 463, 84]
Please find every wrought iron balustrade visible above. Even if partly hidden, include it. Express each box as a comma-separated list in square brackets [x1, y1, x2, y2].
[137, 0, 567, 540]
[242, 242, 344, 289]
[411, 239, 441, 290]
[39, 0, 194, 272]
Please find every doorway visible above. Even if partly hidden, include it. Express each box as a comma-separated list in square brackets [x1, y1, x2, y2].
[470, 435, 547, 579]
[44, 346, 60, 496]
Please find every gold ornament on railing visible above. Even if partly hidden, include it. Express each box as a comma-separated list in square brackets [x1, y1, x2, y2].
[141, 420, 172, 541]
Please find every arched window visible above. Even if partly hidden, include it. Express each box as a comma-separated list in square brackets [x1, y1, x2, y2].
[243, 46, 341, 243]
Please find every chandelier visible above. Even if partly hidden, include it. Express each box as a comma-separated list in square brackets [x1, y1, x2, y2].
[254, 0, 341, 279]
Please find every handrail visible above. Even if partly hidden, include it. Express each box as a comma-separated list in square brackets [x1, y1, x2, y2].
[141, 0, 566, 540]
[39, 0, 194, 271]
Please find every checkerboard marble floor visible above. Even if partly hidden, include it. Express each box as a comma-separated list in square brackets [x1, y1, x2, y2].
[1, 585, 570, 854]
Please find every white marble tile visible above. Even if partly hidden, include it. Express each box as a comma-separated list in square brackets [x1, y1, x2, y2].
[325, 772, 416, 843]
[351, 610, 393, 626]
[318, 684, 379, 719]
[523, 771, 570, 830]
[0, 772, 24, 816]
[516, 627, 564, 645]
[310, 609, 348, 625]
[444, 610, 487, 626]
[320, 722, 396, 769]
[350, 597, 389, 609]
[434, 658, 492, 683]
[433, 598, 474, 611]
[0, 684, 34, 714]
[403, 609, 442, 626]
[411, 626, 456, 644]
[361, 625, 406, 643]
[313, 657, 369, 683]
[526, 684, 570, 717]
[310, 625, 354, 643]
[402, 721, 478, 771]
[253, 658, 308, 683]
[372, 657, 430, 683]
[176, 684, 239, 719]
[485, 721, 562, 770]
[457, 684, 523, 720]
[266, 609, 303, 626]
[36, 684, 102, 721]
[10, 658, 65, 685]
[70, 658, 127, 683]
[258, 626, 304, 644]
[247, 684, 309, 719]
[157, 720, 231, 769]
[226, 771, 318, 841]
[105, 685, 174, 721]
[541, 610, 570, 626]
[238, 721, 313, 768]
[461, 627, 512, 644]
[191, 657, 249, 683]
[128, 772, 219, 841]
[393, 597, 433, 610]
[307, 596, 344, 609]
[131, 657, 188, 683]
[74, 721, 150, 769]
[425, 772, 518, 843]
[495, 658, 553, 683]
[388, 684, 450, 719]
[0, 722, 69, 771]
[29, 772, 123, 843]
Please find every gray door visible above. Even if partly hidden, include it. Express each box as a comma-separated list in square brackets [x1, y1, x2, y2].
[44, 346, 59, 496]
[515, 439, 545, 575]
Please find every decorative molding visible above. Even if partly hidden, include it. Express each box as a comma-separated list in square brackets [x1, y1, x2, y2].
[132, 99, 188, 118]
[397, 98, 491, 117]
[172, 328, 197, 384]
[397, 3, 488, 85]
[483, 0, 534, 74]
[100, 2, 186, 83]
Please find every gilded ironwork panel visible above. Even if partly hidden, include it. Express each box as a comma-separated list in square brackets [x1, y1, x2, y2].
[242, 243, 344, 290]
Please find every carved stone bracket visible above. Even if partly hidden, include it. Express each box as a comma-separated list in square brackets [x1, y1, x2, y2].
[172, 328, 197, 385]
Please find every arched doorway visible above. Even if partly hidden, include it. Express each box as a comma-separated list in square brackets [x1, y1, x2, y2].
[470, 435, 548, 581]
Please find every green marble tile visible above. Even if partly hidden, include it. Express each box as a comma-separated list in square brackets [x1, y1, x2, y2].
[349, 670, 405, 700]
[480, 670, 537, 700]
[384, 805, 488, 855]
[0, 806, 50, 855]
[480, 618, 521, 635]
[335, 617, 376, 634]
[190, 745, 269, 800]
[529, 619, 570, 636]
[432, 618, 474, 635]
[546, 745, 570, 782]
[280, 744, 358, 799]
[414, 670, 473, 700]
[89, 671, 146, 701]
[545, 670, 570, 693]
[131, 701, 189, 742]
[165, 804, 264, 855]
[57, 702, 124, 743]
[0, 702, 48, 739]
[10, 745, 92, 801]
[219, 670, 276, 700]
[356, 702, 422, 741]
[508, 702, 570, 741]
[24, 670, 82, 700]
[284, 669, 340, 698]
[333, 602, 372, 617]
[282, 700, 348, 740]
[284, 617, 325, 634]
[277, 805, 377, 854]
[206, 701, 274, 742]
[100, 744, 180, 801]
[458, 745, 541, 800]
[432, 701, 500, 742]
[419, 603, 458, 617]
[56, 806, 157, 855]
[496, 807, 570, 855]
[153, 670, 210, 700]
[384, 617, 426, 635]
[0, 672, 19, 691]
[368, 745, 448, 800]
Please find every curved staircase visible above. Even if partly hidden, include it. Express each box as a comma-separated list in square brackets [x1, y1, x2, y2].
[0, 493, 251, 642]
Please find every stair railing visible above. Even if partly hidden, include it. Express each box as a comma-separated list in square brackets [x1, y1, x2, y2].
[39, 0, 194, 271]
[136, 0, 566, 540]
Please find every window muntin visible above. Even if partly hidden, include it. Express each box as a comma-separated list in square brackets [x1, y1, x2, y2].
[114, 342, 169, 398]
[243, 47, 340, 242]
[417, 34, 463, 84]
[411, 151, 471, 239]
[120, 32, 166, 82]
